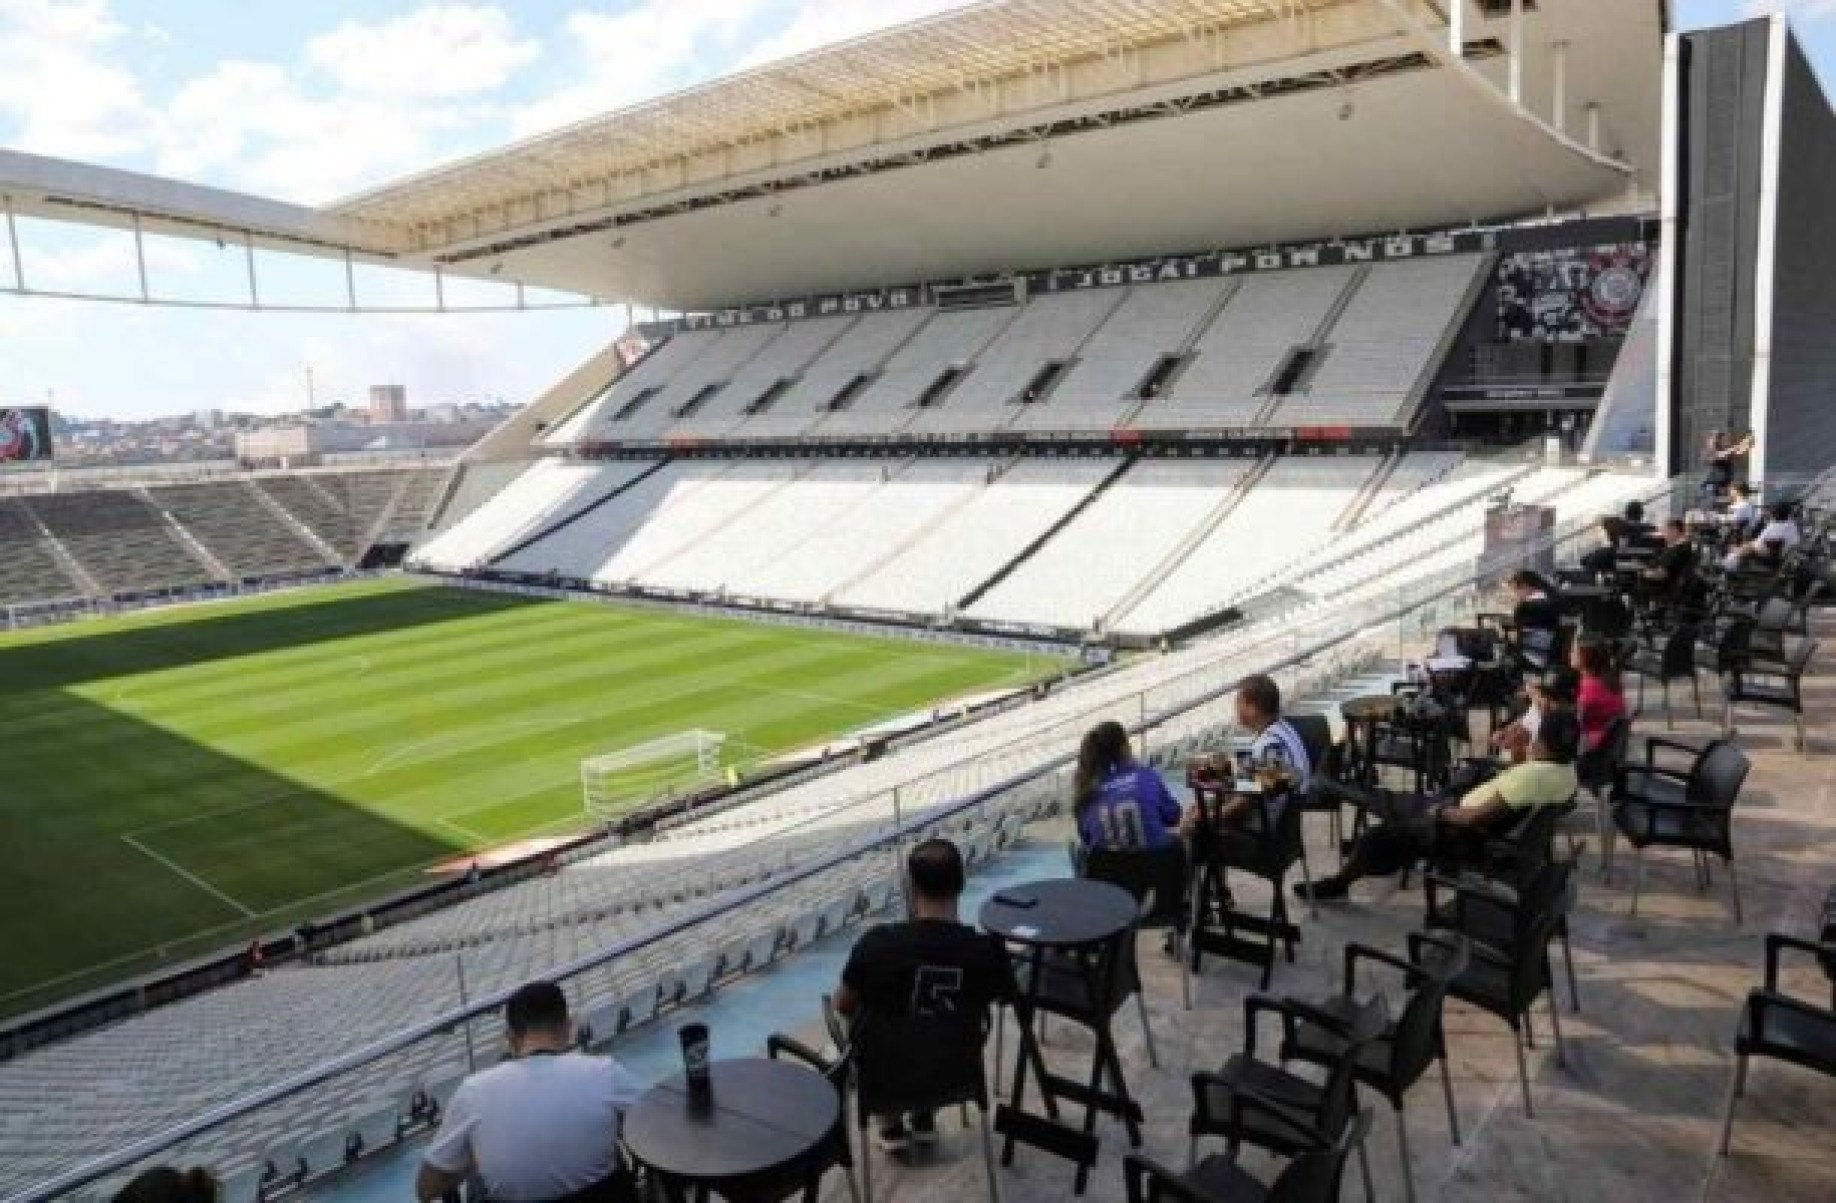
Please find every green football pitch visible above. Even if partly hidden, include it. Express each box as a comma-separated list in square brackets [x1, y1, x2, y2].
[0, 579, 1058, 1018]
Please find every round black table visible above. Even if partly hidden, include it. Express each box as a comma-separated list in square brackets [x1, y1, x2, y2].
[621, 1057, 839, 1191]
[979, 877, 1137, 948]
[980, 877, 1141, 1193]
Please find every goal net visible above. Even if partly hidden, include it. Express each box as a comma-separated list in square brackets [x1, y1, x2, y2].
[581, 730, 728, 821]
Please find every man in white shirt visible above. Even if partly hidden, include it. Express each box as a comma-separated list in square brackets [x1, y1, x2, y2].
[1723, 502, 1802, 572]
[1722, 483, 1760, 533]
[1198, 675, 1313, 866]
[417, 981, 645, 1203]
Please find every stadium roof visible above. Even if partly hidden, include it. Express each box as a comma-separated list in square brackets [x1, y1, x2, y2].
[1, 0, 1667, 310]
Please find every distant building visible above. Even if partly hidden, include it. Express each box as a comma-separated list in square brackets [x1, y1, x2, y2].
[194, 409, 223, 430]
[368, 385, 409, 424]
[236, 418, 496, 467]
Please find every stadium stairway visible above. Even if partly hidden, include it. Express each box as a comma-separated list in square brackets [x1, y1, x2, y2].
[248, 480, 343, 566]
[1097, 451, 1274, 631]
[483, 460, 672, 568]
[137, 487, 234, 584]
[818, 457, 1017, 607]
[1, 498, 96, 600]
[1329, 446, 1404, 530]
[952, 455, 1136, 614]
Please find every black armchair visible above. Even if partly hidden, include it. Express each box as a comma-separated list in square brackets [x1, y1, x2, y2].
[1124, 1110, 1372, 1203]
[1623, 624, 1702, 728]
[772, 996, 1000, 1203]
[1084, 841, 1193, 1015]
[1417, 860, 1571, 1117]
[1188, 992, 1384, 1198]
[1280, 934, 1471, 1203]
[1613, 737, 1751, 922]
[763, 1027, 863, 1203]
[1721, 637, 1818, 753]
[1577, 715, 1634, 878]
[1717, 932, 1836, 1155]
[1285, 712, 1343, 905]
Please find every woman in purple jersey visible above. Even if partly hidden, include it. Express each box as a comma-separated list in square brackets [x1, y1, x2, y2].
[1073, 721, 1186, 852]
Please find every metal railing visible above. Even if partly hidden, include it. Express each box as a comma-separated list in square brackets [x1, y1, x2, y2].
[3, 468, 1701, 1203]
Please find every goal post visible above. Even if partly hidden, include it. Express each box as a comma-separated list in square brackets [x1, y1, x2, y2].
[581, 729, 729, 821]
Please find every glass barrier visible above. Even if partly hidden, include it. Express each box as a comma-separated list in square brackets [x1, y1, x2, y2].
[4, 465, 1703, 1202]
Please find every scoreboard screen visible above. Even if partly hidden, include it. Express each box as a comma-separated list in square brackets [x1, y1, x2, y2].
[0, 407, 52, 462]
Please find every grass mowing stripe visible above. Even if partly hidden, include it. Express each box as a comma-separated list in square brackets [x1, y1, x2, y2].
[0, 580, 1065, 1013]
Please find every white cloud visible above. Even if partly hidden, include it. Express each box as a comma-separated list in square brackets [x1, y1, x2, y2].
[154, 60, 473, 203]
[0, 0, 153, 158]
[306, 5, 539, 99]
[510, 0, 974, 138]
[25, 233, 198, 292]
[511, 1, 767, 137]
[734, 0, 977, 71]
[1740, 0, 1836, 18]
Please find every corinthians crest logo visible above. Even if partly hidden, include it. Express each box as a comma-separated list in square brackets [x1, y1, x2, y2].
[0, 409, 44, 462]
[1580, 248, 1646, 331]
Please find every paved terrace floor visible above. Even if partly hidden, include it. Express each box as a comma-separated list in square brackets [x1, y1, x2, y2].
[783, 629, 1836, 1203]
[321, 623, 1836, 1203]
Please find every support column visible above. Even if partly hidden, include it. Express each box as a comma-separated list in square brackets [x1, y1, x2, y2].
[1449, 0, 1464, 58]
[1509, 0, 1525, 105]
[132, 213, 150, 302]
[4, 195, 24, 290]
[1654, 34, 1681, 478]
[1749, 15, 1788, 487]
[1552, 40, 1569, 133]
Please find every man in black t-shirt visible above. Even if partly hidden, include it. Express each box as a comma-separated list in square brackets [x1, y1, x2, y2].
[1641, 519, 1697, 591]
[835, 838, 1010, 1152]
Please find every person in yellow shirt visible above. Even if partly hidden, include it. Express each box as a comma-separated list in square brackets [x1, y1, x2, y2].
[1297, 710, 1579, 902]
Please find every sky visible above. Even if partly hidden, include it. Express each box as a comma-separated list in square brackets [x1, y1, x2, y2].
[0, 0, 1831, 422]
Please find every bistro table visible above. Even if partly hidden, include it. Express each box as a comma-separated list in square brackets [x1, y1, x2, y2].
[981, 877, 1140, 1194]
[621, 1057, 840, 1202]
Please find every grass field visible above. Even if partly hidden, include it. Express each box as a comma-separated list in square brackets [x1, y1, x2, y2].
[0, 579, 1057, 1017]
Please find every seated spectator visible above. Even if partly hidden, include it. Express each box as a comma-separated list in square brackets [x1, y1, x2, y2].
[1297, 711, 1581, 902]
[834, 838, 1011, 1153]
[1724, 501, 1802, 572]
[1490, 666, 1579, 764]
[114, 1168, 217, 1203]
[1572, 635, 1628, 752]
[1205, 675, 1312, 865]
[1506, 570, 1563, 670]
[417, 982, 644, 1203]
[1641, 519, 1697, 588]
[1073, 720, 1184, 852]
[1722, 482, 1761, 535]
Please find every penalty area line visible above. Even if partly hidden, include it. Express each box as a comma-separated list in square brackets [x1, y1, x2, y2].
[119, 833, 257, 919]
